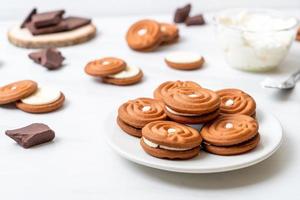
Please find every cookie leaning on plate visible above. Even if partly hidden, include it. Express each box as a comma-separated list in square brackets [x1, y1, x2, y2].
[117, 98, 167, 137]
[153, 80, 201, 100]
[0, 80, 38, 105]
[16, 87, 65, 113]
[141, 121, 202, 159]
[200, 115, 260, 155]
[217, 88, 256, 117]
[162, 86, 220, 124]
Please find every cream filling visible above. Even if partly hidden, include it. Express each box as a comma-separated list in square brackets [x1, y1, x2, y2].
[21, 87, 61, 105]
[107, 66, 140, 79]
[166, 106, 201, 117]
[165, 51, 202, 64]
[143, 137, 193, 151]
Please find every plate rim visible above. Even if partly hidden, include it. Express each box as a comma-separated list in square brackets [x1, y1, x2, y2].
[105, 108, 283, 173]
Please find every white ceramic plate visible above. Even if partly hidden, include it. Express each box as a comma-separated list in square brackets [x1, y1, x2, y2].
[105, 108, 283, 173]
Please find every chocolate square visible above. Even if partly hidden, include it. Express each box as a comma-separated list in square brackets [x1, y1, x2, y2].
[5, 123, 55, 148]
[31, 10, 65, 28]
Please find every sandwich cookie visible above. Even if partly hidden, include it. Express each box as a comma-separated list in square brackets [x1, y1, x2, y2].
[85, 57, 126, 77]
[126, 19, 162, 51]
[200, 115, 260, 155]
[141, 121, 202, 159]
[153, 80, 201, 100]
[117, 98, 167, 137]
[102, 65, 143, 86]
[165, 51, 205, 70]
[162, 87, 220, 124]
[160, 23, 179, 44]
[0, 80, 37, 105]
[16, 87, 65, 113]
[217, 88, 256, 117]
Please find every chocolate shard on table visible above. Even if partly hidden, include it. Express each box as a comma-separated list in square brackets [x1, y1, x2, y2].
[26, 20, 68, 35]
[185, 14, 205, 26]
[20, 8, 37, 28]
[5, 123, 55, 148]
[31, 10, 65, 28]
[174, 4, 191, 23]
[63, 16, 92, 30]
[29, 48, 64, 70]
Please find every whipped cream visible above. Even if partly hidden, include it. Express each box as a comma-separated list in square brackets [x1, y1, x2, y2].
[143, 137, 192, 151]
[108, 66, 140, 79]
[166, 106, 200, 117]
[215, 10, 297, 71]
[21, 87, 61, 105]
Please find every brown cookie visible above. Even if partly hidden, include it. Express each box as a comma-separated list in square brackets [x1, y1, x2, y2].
[217, 88, 256, 116]
[85, 57, 126, 77]
[102, 66, 143, 86]
[200, 115, 259, 146]
[165, 51, 205, 70]
[141, 120, 202, 159]
[296, 28, 300, 41]
[126, 19, 162, 51]
[202, 134, 260, 156]
[16, 87, 65, 113]
[117, 117, 141, 137]
[160, 23, 179, 44]
[165, 106, 220, 124]
[0, 80, 38, 105]
[117, 98, 167, 137]
[153, 80, 201, 100]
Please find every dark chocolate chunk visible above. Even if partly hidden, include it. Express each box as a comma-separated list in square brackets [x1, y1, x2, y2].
[26, 20, 68, 35]
[63, 16, 91, 30]
[31, 10, 65, 28]
[20, 8, 37, 28]
[174, 4, 191, 23]
[5, 123, 55, 148]
[185, 14, 205, 26]
[28, 51, 42, 63]
[40, 48, 65, 69]
[28, 48, 64, 70]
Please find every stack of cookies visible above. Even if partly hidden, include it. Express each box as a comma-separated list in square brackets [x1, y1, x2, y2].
[85, 57, 143, 86]
[0, 80, 65, 113]
[116, 80, 260, 160]
[126, 19, 179, 52]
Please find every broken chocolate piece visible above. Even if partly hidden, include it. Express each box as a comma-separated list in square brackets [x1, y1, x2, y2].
[174, 4, 191, 23]
[29, 48, 64, 70]
[20, 8, 37, 28]
[5, 123, 55, 148]
[31, 10, 65, 28]
[26, 20, 68, 35]
[63, 16, 91, 30]
[40, 48, 65, 69]
[185, 14, 205, 26]
[28, 51, 42, 63]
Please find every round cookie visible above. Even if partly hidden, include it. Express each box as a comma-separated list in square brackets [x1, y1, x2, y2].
[118, 98, 167, 137]
[126, 19, 162, 51]
[0, 80, 37, 105]
[117, 117, 142, 137]
[102, 66, 143, 86]
[165, 51, 205, 70]
[85, 57, 126, 77]
[163, 87, 220, 115]
[217, 88, 256, 116]
[200, 115, 259, 146]
[16, 87, 65, 113]
[202, 134, 260, 156]
[141, 121, 202, 159]
[8, 24, 97, 48]
[153, 80, 201, 100]
[160, 23, 179, 44]
[296, 28, 300, 41]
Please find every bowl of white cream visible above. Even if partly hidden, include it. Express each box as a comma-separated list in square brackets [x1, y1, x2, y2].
[214, 9, 298, 72]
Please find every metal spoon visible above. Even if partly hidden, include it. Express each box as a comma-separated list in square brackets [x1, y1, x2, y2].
[261, 69, 300, 89]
